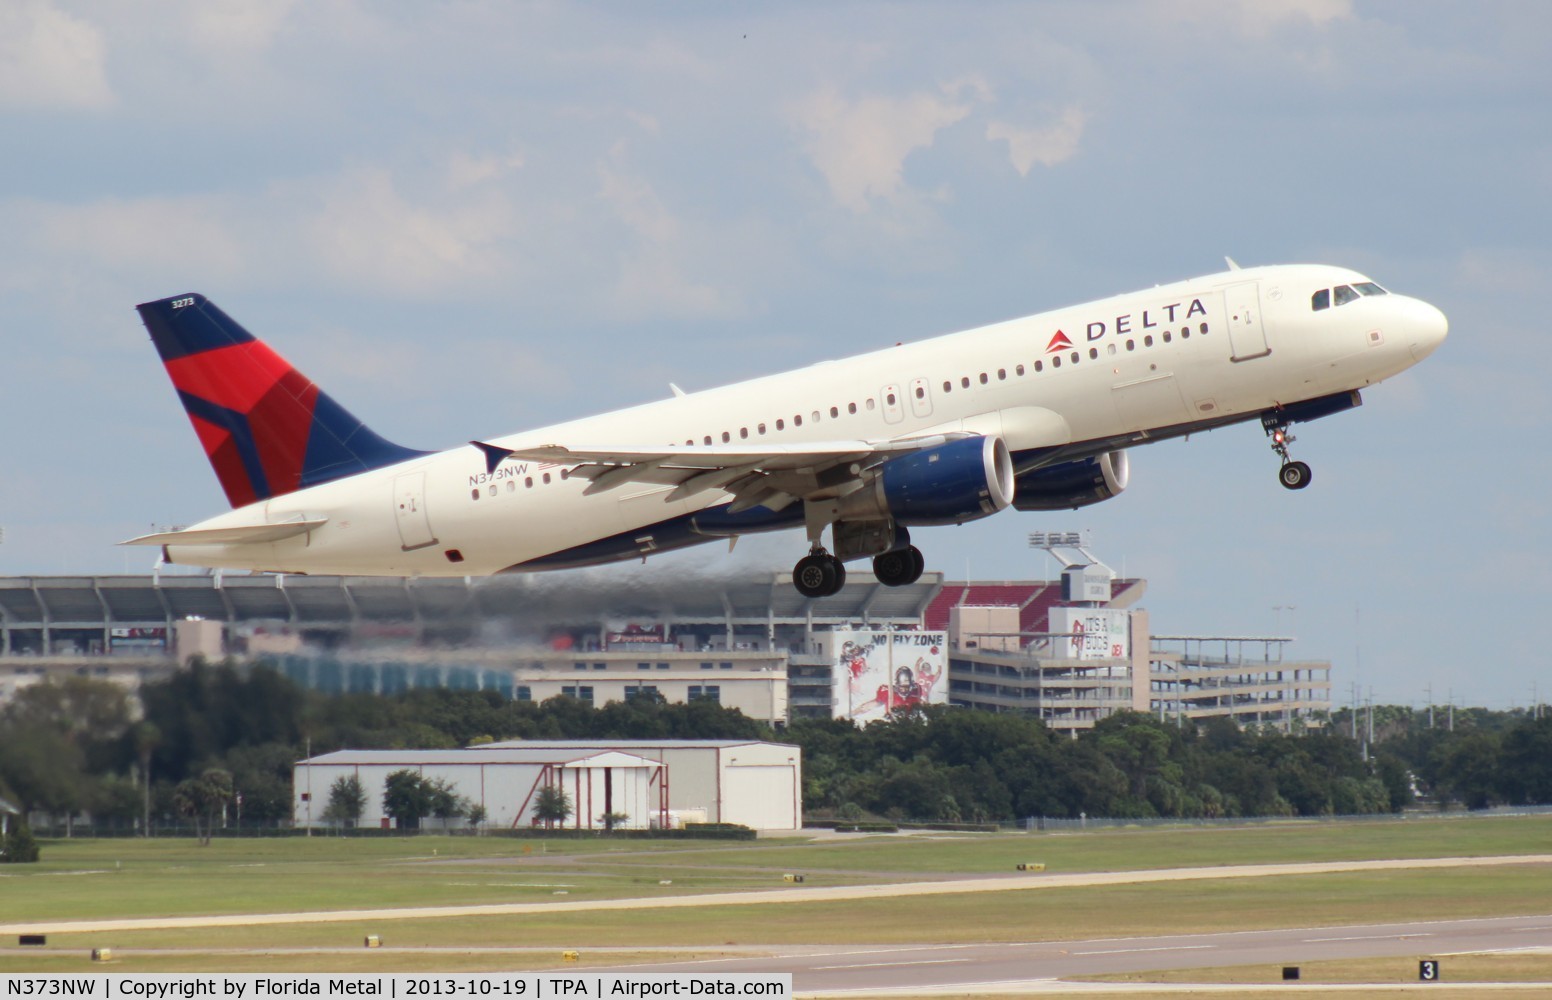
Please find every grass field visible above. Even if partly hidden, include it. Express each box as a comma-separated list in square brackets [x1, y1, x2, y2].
[1, 814, 1549, 984]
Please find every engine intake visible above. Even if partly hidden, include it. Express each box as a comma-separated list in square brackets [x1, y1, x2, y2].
[841, 435, 1015, 527]
[1012, 451, 1129, 511]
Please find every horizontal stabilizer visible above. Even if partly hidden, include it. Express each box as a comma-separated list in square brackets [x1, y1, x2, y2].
[121, 517, 328, 547]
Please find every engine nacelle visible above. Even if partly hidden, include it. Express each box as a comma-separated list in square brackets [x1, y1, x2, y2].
[1012, 451, 1129, 511]
[842, 435, 1015, 527]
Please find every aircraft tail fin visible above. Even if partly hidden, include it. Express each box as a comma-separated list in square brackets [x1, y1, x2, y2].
[137, 294, 429, 508]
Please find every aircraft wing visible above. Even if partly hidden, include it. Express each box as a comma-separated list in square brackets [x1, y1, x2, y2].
[121, 517, 329, 547]
[473, 436, 959, 513]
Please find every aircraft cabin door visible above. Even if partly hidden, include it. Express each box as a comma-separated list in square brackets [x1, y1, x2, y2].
[908, 377, 933, 418]
[881, 384, 905, 424]
[393, 472, 438, 551]
[1224, 282, 1271, 361]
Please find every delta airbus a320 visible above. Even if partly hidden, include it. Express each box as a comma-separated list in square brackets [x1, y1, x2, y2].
[125, 261, 1447, 597]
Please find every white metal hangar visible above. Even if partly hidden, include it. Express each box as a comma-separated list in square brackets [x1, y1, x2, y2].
[294, 746, 665, 831]
[293, 738, 802, 832]
[482, 739, 802, 830]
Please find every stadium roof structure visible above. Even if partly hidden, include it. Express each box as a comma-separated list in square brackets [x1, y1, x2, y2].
[924, 578, 1146, 634]
[0, 571, 944, 630]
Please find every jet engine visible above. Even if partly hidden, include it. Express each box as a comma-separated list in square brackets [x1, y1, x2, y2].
[1011, 451, 1129, 511]
[841, 435, 1015, 527]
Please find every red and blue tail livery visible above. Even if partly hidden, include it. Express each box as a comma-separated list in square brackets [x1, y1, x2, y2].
[137, 294, 426, 508]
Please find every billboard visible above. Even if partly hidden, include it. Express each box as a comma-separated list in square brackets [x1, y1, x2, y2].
[1047, 607, 1130, 660]
[825, 629, 947, 724]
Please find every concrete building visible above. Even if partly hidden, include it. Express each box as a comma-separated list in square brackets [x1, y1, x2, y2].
[0, 566, 1331, 732]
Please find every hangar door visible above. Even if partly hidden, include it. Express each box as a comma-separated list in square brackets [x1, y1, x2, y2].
[720, 764, 797, 830]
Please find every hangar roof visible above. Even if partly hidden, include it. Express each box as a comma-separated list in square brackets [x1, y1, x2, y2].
[299, 748, 662, 768]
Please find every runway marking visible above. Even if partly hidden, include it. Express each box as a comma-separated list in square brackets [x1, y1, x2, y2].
[4, 854, 1550, 936]
[812, 958, 971, 970]
[1072, 944, 1215, 956]
[1303, 932, 1432, 942]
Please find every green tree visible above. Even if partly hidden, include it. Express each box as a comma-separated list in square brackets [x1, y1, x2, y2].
[172, 768, 234, 845]
[532, 784, 572, 828]
[1, 822, 40, 863]
[322, 775, 367, 829]
[382, 769, 435, 830]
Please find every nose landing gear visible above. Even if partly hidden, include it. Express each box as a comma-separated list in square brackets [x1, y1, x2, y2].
[1263, 412, 1312, 490]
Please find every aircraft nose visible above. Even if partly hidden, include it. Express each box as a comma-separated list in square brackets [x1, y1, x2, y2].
[1404, 297, 1448, 361]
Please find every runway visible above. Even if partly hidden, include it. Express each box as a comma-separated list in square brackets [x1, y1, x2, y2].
[5, 853, 1550, 936]
[604, 913, 1552, 993]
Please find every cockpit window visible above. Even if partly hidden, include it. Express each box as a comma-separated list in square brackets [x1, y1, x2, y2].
[1311, 288, 1330, 311]
[1333, 284, 1361, 306]
[1353, 281, 1388, 296]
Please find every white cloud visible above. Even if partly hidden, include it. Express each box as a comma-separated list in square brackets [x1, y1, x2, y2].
[185, 0, 300, 54]
[304, 166, 516, 296]
[595, 148, 745, 320]
[986, 107, 1086, 176]
[447, 149, 526, 190]
[1160, 0, 1353, 36]
[786, 84, 975, 212]
[0, 0, 113, 110]
[23, 194, 246, 281]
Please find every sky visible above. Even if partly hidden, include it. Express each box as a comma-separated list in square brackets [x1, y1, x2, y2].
[1, 0, 1547, 709]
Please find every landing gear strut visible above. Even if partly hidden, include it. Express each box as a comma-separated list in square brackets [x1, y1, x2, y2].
[1263, 412, 1312, 490]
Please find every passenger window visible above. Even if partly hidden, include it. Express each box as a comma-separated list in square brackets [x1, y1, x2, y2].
[848, 402, 857, 414]
[525, 477, 533, 488]
[1088, 348, 1098, 360]
[471, 489, 480, 501]
[1162, 332, 1171, 343]
[942, 381, 952, 393]
[1015, 364, 1025, 376]
[979, 373, 988, 384]
[1107, 343, 1117, 356]
[1144, 335, 1153, 347]
[886, 392, 896, 405]
[757, 423, 766, 434]
[1069, 351, 1079, 363]
[1034, 360, 1043, 372]
[915, 386, 926, 398]
[721, 431, 730, 443]
[1181, 327, 1190, 338]
[961, 377, 970, 388]
[703, 435, 712, 445]
[488, 485, 497, 497]
[812, 410, 821, 421]
[830, 406, 839, 418]
[776, 419, 784, 430]
[1199, 322, 1208, 334]
[1126, 340, 1135, 351]
[865, 398, 875, 410]
[507, 480, 515, 492]
[542, 473, 551, 484]
[1052, 356, 1062, 368]
[739, 427, 748, 439]
[997, 369, 1006, 380]
[1312, 288, 1331, 311]
[794, 414, 802, 426]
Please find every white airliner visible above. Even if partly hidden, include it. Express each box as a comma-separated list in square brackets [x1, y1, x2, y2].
[125, 262, 1447, 597]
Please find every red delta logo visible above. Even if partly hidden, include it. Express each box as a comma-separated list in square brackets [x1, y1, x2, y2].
[1045, 329, 1074, 354]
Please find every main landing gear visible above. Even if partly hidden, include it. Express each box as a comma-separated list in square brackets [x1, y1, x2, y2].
[1263, 412, 1312, 491]
[791, 544, 926, 598]
[793, 549, 846, 599]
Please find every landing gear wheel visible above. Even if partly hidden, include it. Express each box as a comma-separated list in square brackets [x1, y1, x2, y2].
[1279, 460, 1312, 491]
[794, 552, 846, 598]
[873, 545, 926, 587]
